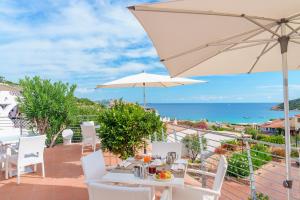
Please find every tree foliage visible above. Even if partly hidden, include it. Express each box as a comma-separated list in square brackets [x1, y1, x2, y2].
[182, 134, 207, 162]
[18, 76, 77, 147]
[0, 76, 18, 86]
[275, 98, 300, 110]
[75, 97, 104, 116]
[245, 127, 285, 144]
[98, 100, 164, 159]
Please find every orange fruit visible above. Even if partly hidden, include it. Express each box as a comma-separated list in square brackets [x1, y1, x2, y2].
[143, 156, 151, 163]
[160, 173, 166, 179]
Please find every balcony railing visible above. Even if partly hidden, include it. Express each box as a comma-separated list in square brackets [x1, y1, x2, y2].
[65, 115, 300, 200]
[2, 115, 299, 200]
[165, 123, 300, 200]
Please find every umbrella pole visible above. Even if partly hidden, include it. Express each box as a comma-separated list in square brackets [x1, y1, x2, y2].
[143, 83, 146, 107]
[279, 22, 292, 199]
[143, 83, 147, 154]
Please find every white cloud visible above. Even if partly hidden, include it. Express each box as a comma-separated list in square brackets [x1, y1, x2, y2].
[0, 0, 159, 85]
[76, 87, 96, 94]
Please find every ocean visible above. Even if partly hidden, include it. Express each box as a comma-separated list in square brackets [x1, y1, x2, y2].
[148, 103, 300, 124]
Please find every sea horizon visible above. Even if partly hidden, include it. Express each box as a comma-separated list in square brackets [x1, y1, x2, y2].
[146, 102, 300, 124]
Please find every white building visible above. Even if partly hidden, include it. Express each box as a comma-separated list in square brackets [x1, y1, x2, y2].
[0, 86, 22, 137]
[292, 114, 300, 132]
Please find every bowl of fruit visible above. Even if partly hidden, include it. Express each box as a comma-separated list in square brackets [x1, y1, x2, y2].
[153, 170, 174, 182]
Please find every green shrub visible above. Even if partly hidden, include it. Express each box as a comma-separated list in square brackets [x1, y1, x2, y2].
[227, 144, 271, 178]
[291, 149, 299, 158]
[98, 100, 165, 159]
[182, 134, 207, 163]
[18, 76, 77, 147]
[248, 192, 269, 200]
[245, 127, 260, 139]
[260, 135, 285, 144]
[75, 97, 104, 116]
[211, 125, 234, 132]
[251, 132, 285, 144]
[251, 144, 272, 168]
[227, 153, 250, 177]
[255, 133, 269, 141]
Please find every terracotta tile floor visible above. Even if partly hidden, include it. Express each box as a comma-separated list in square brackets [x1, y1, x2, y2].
[0, 143, 298, 200]
[0, 144, 92, 200]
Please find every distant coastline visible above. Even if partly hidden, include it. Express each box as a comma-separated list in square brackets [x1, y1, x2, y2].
[271, 105, 300, 111]
[271, 98, 300, 111]
[148, 103, 300, 124]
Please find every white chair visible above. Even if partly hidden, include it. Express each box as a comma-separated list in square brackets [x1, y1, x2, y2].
[151, 142, 182, 158]
[62, 129, 74, 145]
[81, 150, 106, 183]
[166, 155, 228, 200]
[0, 145, 8, 179]
[81, 124, 100, 153]
[87, 182, 154, 200]
[6, 135, 46, 184]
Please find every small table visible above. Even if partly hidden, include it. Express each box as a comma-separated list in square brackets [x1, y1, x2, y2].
[101, 159, 187, 200]
[0, 135, 20, 145]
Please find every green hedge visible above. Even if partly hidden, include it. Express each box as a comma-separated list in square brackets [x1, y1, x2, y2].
[227, 144, 272, 178]
[260, 135, 285, 144]
[245, 127, 285, 144]
[227, 153, 250, 177]
[251, 144, 272, 167]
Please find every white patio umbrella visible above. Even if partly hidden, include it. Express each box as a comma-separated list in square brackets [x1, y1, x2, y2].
[96, 72, 206, 106]
[129, 0, 300, 197]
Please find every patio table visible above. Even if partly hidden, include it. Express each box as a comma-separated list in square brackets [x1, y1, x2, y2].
[0, 135, 20, 145]
[101, 159, 187, 200]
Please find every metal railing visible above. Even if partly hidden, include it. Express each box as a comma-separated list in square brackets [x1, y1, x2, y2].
[164, 123, 300, 200]
[0, 116, 32, 135]
[2, 114, 298, 200]
[67, 115, 99, 143]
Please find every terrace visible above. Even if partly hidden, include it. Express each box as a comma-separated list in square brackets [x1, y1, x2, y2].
[0, 118, 299, 200]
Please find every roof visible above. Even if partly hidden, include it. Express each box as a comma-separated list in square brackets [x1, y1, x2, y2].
[260, 119, 284, 129]
[0, 83, 21, 92]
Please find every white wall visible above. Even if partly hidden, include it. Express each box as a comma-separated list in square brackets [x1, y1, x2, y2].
[0, 91, 18, 117]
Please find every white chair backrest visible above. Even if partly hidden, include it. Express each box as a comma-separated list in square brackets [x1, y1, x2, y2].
[18, 135, 46, 165]
[152, 142, 182, 158]
[212, 155, 228, 192]
[88, 182, 152, 200]
[62, 129, 73, 137]
[81, 150, 106, 182]
[81, 125, 97, 140]
[82, 121, 95, 126]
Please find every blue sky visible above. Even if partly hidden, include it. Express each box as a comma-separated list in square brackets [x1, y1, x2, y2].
[1, 0, 300, 103]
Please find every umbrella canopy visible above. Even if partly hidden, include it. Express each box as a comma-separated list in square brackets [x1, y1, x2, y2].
[96, 72, 205, 88]
[96, 72, 206, 106]
[129, 0, 300, 197]
[129, 0, 300, 77]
